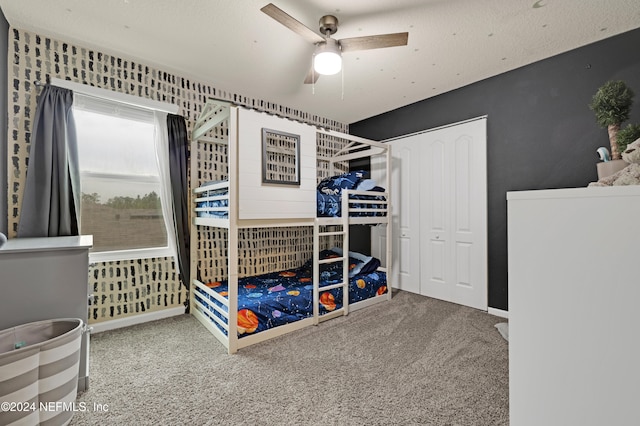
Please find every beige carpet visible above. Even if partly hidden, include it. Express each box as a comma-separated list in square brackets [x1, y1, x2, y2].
[70, 290, 509, 425]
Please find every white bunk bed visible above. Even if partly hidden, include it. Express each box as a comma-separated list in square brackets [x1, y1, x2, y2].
[189, 99, 391, 354]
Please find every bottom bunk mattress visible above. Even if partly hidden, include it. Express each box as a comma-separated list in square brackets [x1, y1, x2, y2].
[194, 249, 387, 337]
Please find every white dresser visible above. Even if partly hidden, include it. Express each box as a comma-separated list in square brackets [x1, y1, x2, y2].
[0, 235, 93, 391]
[507, 186, 640, 426]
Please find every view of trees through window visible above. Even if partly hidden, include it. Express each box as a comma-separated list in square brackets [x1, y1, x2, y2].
[80, 191, 166, 252]
[73, 93, 170, 257]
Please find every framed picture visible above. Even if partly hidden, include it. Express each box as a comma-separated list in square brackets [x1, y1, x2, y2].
[262, 128, 301, 185]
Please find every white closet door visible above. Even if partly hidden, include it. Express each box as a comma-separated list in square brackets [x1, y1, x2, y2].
[421, 118, 487, 310]
[373, 117, 487, 310]
[372, 138, 420, 293]
[421, 134, 451, 301]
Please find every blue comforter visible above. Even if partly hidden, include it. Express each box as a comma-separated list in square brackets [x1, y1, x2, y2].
[316, 170, 387, 217]
[316, 187, 387, 217]
[194, 249, 387, 337]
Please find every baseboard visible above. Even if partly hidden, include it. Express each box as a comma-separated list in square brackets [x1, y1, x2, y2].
[89, 307, 185, 334]
[488, 307, 508, 319]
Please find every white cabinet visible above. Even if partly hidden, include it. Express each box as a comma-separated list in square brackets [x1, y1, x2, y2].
[507, 187, 640, 426]
[0, 235, 93, 391]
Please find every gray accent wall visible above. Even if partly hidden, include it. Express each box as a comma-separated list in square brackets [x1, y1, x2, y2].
[350, 28, 640, 311]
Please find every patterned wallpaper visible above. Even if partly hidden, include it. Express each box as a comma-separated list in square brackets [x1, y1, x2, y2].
[6, 27, 348, 324]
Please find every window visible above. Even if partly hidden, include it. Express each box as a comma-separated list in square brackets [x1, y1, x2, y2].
[73, 92, 173, 262]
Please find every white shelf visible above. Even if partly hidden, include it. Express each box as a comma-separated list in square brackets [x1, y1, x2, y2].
[0, 235, 93, 253]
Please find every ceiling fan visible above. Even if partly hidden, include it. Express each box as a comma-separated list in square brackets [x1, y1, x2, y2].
[261, 3, 409, 84]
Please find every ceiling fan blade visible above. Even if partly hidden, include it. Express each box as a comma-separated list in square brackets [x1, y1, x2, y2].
[260, 3, 325, 44]
[303, 66, 320, 84]
[339, 32, 409, 53]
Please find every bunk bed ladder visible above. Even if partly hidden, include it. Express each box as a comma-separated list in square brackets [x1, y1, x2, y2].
[313, 212, 350, 324]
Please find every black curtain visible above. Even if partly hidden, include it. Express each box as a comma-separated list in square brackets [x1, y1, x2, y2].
[18, 84, 80, 237]
[167, 114, 190, 296]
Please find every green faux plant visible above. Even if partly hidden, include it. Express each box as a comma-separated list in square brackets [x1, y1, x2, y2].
[589, 80, 635, 160]
[616, 123, 640, 155]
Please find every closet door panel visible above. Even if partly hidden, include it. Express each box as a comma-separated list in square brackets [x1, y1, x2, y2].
[455, 242, 472, 287]
[427, 140, 446, 232]
[454, 135, 472, 233]
[399, 238, 413, 282]
[429, 240, 446, 283]
[452, 126, 487, 310]
[452, 134, 475, 304]
[389, 140, 421, 294]
[422, 138, 451, 300]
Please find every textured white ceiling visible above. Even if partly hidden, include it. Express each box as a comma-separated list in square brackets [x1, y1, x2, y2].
[1, 0, 640, 124]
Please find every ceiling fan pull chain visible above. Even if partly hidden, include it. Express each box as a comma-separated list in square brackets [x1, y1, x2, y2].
[312, 55, 316, 95]
[341, 63, 344, 100]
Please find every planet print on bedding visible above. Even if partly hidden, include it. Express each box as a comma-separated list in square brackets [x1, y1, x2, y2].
[237, 309, 259, 334]
[320, 292, 336, 311]
[194, 249, 387, 337]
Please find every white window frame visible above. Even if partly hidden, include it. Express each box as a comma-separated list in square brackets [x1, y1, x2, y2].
[51, 78, 178, 114]
[55, 78, 180, 263]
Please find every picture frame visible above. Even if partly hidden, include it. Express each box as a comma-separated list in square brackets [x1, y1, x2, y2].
[261, 128, 301, 186]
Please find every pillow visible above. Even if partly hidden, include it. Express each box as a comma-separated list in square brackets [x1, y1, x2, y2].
[317, 170, 367, 194]
[330, 247, 381, 277]
[356, 179, 377, 191]
[358, 256, 381, 275]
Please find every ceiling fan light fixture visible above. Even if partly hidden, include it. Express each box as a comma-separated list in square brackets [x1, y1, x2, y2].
[313, 39, 342, 75]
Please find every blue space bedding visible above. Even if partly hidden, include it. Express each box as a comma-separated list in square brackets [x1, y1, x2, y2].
[195, 187, 228, 218]
[194, 249, 387, 337]
[316, 170, 387, 217]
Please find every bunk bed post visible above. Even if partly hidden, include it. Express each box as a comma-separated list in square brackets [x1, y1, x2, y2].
[189, 113, 198, 317]
[341, 192, 350, 316]
[313, 220, 320, 325]
[385, 145, 392, 301]
[227, 106, 240, 354]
